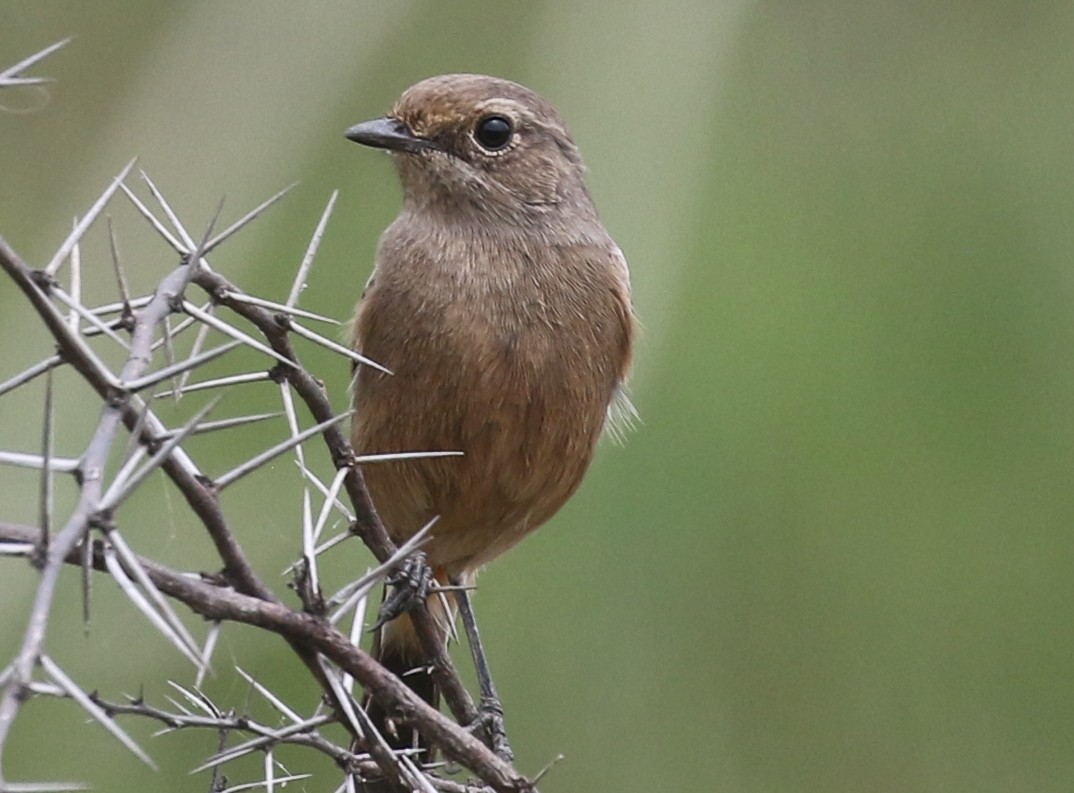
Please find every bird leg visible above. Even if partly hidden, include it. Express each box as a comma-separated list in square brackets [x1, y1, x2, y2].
[371, 550, 432, 631]
[451, 576, 514, 762]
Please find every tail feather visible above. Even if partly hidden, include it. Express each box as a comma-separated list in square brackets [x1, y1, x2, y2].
[367, 618, 438, 752]
[365, 574, 461, 754]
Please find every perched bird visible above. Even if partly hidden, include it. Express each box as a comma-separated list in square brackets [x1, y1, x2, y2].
[345, 74, 635, 749]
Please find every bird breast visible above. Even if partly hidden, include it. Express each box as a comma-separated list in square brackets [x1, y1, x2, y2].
[350, 217, 628, 572]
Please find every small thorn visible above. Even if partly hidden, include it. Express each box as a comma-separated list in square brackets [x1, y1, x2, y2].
[286, 190, 338, 308]
[182, 301, 297, 370]
[120, 182, 186, 253]
[41, 654, 157, 769]
[289, 321, 392, 374]
[0, 354, 63, 399]
[0, 36, 73, 87]
[213, 411, 352, 491]
[106, 215, 132, 314]
[44, 158, 137, 277]
[37, 368, 55, 551]
[140, 170, 196, 251]
[204, 183, 297, 255]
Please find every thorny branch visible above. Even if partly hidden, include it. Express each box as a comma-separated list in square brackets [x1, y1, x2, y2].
[0, 521, 514, 792]
[0, 41, 535, 793]
[0, 180, 530, 793]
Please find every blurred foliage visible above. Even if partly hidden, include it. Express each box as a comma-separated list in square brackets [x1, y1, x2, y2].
[3, 1, 1074, 791]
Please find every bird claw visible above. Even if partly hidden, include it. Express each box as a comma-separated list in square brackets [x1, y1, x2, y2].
[371, 551, 432, 631]
[468, 696, 514, 763]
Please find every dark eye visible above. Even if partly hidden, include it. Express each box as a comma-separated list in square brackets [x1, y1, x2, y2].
[474, 115, 513, 151]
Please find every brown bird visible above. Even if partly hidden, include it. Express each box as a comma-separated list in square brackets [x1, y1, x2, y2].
[345, 74, 634, 751]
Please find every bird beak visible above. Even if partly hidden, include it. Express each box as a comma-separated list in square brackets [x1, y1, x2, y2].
[345, 117, 440, 154]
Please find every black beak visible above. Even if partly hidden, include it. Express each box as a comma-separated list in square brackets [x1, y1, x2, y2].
[344, 117, 439, 154]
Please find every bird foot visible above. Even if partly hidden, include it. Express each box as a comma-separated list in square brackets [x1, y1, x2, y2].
[468, 695, 514, 763]
[371, 551, 432, 631]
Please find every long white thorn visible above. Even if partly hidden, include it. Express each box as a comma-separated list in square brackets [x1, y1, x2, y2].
[44, 159, 137, 277]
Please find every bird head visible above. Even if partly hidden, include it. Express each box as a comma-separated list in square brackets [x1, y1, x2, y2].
[346, 74, 595, 222]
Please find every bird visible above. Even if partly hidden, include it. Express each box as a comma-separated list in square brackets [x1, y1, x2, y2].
[345, 73, 635, 752]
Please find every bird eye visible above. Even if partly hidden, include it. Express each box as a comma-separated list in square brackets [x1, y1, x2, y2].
[474, 115, 513, 151]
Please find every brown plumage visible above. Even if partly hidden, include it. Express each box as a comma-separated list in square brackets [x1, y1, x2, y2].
[345, 74, 634, 747]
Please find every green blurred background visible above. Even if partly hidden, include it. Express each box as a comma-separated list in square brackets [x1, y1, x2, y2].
[3, 2, 1074, 791]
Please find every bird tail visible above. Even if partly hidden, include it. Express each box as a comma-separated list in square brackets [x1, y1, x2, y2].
[366, 587, 458, 752]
